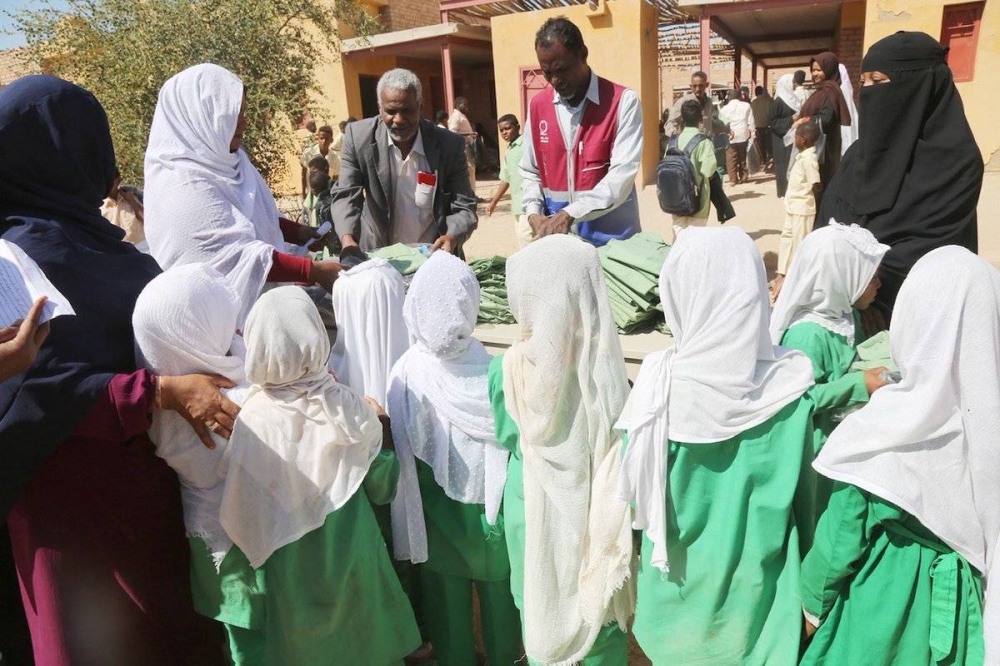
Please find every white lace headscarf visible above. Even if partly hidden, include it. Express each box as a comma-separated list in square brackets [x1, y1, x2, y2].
[616, 227, 814, 574]
[814, 246, 1000, 660]
[387, 251, 508, 563]
[220, 286, 383, 568]
[144, 63, 285, 326]
[770, 222, 889, 346]
[502, 234, 635, 666]
[133, 263, 248, 567]
[328, 258, 410, 405]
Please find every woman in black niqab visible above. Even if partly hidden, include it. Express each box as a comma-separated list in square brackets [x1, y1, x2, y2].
[0, 76, 226, 665]
[818, 31, 983, 318]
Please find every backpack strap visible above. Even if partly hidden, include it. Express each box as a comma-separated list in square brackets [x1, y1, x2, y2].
[683, 132, 708, 156]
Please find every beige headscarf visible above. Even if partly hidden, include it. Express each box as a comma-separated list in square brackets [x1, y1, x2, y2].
[502, 234, 635, 666]
[220, 286, 383, 568]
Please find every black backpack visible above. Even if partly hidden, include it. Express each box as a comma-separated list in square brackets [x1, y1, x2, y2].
[656, 132, 708, 216]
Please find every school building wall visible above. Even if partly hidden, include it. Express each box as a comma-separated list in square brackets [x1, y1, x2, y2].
[490, 0, 661, 187]
[863, 0, 1000, 169]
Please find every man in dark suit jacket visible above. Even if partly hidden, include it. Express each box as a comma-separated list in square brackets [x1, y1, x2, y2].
[331, 68, 478, 254]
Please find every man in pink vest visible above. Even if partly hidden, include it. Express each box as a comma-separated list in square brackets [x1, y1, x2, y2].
[520, 16, 643, 247]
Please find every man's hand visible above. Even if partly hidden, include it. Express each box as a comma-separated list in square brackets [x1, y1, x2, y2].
[311, 260, 342, 292]
[529, 210, 573, 239]
[431, 234, 456, 254]
[0, 296, 50, 381]
[485, 199, 497, 217]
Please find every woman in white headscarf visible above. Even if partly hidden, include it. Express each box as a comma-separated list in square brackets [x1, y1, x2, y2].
[801, 246, 993, 665]
[133, 264, 264, 665]
[220, 286, 420, 665]
[387, 251, 521, 666]
[838, 63, 859, 155]
[770, 222, 892, 523]
[144, 63, 340, 326]
[487, 234, 634, 666]
[616, 227, 815, 665]
[769, 73, 802, 197]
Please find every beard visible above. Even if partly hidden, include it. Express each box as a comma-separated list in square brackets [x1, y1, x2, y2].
[388, 125, 417, 144]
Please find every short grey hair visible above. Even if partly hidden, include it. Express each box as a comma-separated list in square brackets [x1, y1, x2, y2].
[377, 69, 422, 108]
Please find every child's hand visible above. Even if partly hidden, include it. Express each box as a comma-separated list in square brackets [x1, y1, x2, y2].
[863, 366, 892, 395]
[364, 396, 387, 418]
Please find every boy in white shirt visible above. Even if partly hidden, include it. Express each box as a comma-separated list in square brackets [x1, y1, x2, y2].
[774, 121, 822, 296]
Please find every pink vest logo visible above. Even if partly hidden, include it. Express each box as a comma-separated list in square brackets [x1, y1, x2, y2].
[538, 119, 549, 144]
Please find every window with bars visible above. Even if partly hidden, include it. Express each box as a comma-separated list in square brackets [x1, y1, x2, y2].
[941, 2, 985, 82]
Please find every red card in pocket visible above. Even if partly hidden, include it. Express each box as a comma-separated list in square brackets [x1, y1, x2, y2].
[417, 171, 437, 187]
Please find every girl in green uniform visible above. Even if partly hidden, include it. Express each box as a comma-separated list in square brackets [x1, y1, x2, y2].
[616, 227, 815, 665]
[220, 286, 420, 665]
[802, 246, 997, 664]
[488, 235, 635, 666]
[387, 251, 522, 665]
[769, 222, 892, 529]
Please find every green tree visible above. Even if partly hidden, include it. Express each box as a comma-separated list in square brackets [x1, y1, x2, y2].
[9, 0, 380, 186]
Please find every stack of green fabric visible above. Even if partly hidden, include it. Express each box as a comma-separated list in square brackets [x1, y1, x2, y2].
[597, 232, 671, 334]
[468, 256, 515, 325]
[850, 331, 897, 372]
[369, 243, 427, 275]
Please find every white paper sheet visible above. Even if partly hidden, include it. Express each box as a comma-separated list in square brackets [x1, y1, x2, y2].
[0, 240, 75, 329]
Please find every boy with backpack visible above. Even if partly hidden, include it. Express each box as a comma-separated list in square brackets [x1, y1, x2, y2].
[660, 99, 717, 242]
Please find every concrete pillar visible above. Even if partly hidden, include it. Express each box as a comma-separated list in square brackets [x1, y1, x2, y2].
[700, 12, 711, 75]
[441, 41, 455, 114]
[733, 45, 742, 89]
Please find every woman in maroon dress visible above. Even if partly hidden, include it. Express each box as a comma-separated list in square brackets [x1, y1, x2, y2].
[0, 75, 235, 665]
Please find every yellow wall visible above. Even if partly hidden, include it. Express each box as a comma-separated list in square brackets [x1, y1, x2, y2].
[864, 0, 1000, 169]
[274, 1, 385, 196]
[490, 0, 661, 186]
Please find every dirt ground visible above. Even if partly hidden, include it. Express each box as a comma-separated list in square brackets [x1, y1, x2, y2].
[465, 170, 1000, 280]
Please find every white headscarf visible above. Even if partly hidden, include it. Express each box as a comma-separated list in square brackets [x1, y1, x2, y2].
[814, 246, 1000, 658]
[839, 63, 860, 154]
[616, 228, 814, 574]
[776, 73, 802, 113]
[144, 63, 285, 327]
[387, 251, 509, 563]
[133, 263, 247, 567]
[770, 222, 889, 346]
[220, 286, 383, 569]
[328, 258, 410, 405]
[502, 235, 635, 666]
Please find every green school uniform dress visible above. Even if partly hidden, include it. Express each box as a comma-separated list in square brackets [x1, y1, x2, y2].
[189, 539, 267, 665]
[627, 397, 815, 666]
[779, 312, 869, 537]
[801, 483, 984, 666]
[415, 460, 522, 666]
[487, 355, 629, 666]
[195, 450, 420, 666]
